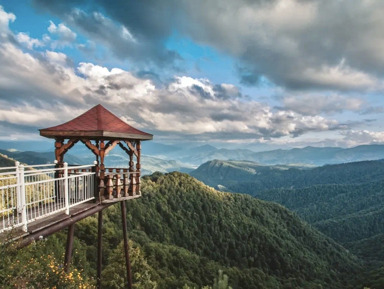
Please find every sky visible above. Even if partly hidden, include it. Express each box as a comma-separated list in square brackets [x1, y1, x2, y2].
[1, 0, 384, 150]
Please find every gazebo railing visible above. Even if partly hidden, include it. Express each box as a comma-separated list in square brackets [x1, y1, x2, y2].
[100, 168, 140, 201]
[0, 162, 95, 233]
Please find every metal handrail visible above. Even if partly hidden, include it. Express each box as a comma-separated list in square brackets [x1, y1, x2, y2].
[0, 162, 96, 233]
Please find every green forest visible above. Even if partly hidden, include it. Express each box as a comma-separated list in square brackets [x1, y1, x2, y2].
[191, 159, 384, 288]
[0, 172, 373, 289]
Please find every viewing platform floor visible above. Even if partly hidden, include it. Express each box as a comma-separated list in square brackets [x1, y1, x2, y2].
[0, 195, 140, 246]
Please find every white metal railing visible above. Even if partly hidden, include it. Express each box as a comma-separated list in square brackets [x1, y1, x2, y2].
[0, 162, 95, 233]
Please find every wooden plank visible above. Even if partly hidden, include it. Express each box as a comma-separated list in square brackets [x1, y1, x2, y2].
[101, 195, 141, 204]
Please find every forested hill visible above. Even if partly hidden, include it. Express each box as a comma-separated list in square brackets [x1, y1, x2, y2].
[123, 172, 361, 288]
[0, 149, 82, 166]
[190, 159, 384, 192]
[2, 172, 364, 288]
[190, 159, 384, 287]
[190, 159, 384, 246]
[0, 152, 16, 167]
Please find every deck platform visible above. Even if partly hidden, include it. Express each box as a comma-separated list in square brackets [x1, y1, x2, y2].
[1, 196, 140, 245]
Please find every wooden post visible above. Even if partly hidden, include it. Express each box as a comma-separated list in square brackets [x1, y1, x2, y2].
[54, 139, 64, 165]
[136, 141, 141, 195]
[97, 211, 103, 289]
[115, 174, 121, 198]
[123, 173, 129, 197]
[121, 201, 133, 289]
[128, 151, 134, 196]
[55, 139, 64, 201]
[106, 175, 113, 200]
[64, 224, 75, 273]
[99, 140, 106, 201]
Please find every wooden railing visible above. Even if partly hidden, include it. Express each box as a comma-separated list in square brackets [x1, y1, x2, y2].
[99, 168, 141, 201]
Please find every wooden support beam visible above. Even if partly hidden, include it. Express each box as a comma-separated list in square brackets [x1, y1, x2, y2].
[136, 141, 141, 195]
[18, 203, 114, 248]
[97, 210, 103, 289]
[81, 139, 100, 157]
[98, 140, 106, 201]
[118, 141, 131, 156]
[129, 150, 134, 195]
[56, 139, 79, 159]
[123, 140, 138, 157]
[64, 223, 75, 273]
[55, 139, 64, 163]
[105, 140, 120, 156]
[121, 201, 133, 289]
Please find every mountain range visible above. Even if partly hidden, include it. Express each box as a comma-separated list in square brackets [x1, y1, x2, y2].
[2, 143, 384, 287]
[190, 158, 384, 285]
[4, 142, 384, 173]
[142, 142, 384, 166]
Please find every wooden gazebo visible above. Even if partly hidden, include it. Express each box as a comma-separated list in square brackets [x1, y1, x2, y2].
[40, 104, 153, 288]
[40, 104, 153, 202]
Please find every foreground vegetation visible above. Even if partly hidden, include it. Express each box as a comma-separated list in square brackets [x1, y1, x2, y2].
[1, 172, 369, 288]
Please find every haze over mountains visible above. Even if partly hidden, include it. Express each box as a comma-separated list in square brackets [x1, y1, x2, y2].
[3, 140, 384, 173]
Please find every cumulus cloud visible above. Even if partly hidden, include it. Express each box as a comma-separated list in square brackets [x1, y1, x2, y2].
[32, 0, 384, 91]
[1, 3, 382, 146]
[0, 5, 15, 31]
[16, 32, 44, 49]
[47, 20, 76, 48]
[0, 13, 342, 143]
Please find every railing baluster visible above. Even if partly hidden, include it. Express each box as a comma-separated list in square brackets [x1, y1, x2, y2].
[64, 163, 70, 215]
[1, 163, 96, 233]
[19, 164, 27, 232]
[16, 161, 21, 213]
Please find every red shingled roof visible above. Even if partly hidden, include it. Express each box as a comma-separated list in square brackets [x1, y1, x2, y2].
[40, 104, 153, 140]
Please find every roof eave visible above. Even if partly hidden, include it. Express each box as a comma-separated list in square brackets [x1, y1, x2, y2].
[40, 129, 153, 141]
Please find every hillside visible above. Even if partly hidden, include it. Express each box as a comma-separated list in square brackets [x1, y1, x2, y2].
[0, 149, 82, 166]
[122, 172, 361, 288]
[257, 182, 384, 243]
[0, 152, 16, 167]
[190, 159, 384, 192]
[2, 172, 364, 288]
[190, 160, 384, 274]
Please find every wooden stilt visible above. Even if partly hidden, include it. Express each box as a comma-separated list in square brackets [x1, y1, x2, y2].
[121, 201, 133, 289]
[97, 211, 103, 289]
[64, 223, 75, 273]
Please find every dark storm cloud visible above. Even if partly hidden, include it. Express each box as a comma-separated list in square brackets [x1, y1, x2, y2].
[33, 0, 384, 91]
[213, 84, 242, 100]
[210, 112, 247, 122]
[0, 121, 39, 133]
[33, 0, 180, 67]
[360, 106, 384, 115]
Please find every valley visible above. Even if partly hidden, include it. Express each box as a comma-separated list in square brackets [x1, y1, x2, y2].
[1, 144, 384, 288]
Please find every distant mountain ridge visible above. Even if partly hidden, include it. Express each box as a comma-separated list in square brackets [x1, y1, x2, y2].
[0, 149, 82, 166]
[190, 158, 384, 191]
[0, 148, 194, 175]
[3, 141, 384, 167]
[144, 143, 384, 166]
